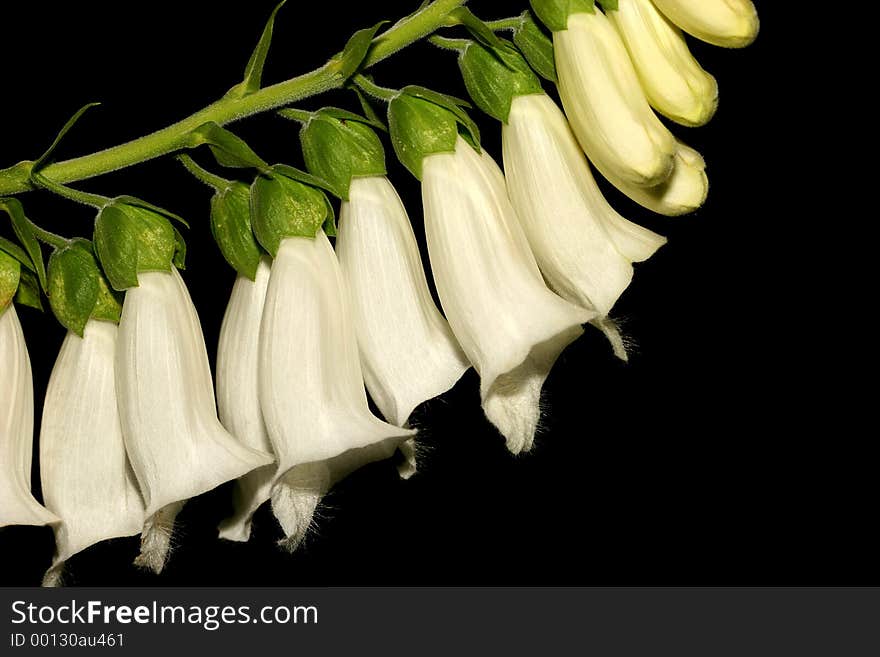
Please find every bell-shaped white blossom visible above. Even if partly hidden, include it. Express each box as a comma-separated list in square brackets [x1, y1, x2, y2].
[116, 268, 273, 572]
[608, 0, 718, 127]
[422, 136, 594, 454]
[604, 140, 709, 216]
[555, 10, 676, 188]
[0, 304, 57, 528]
[216, 257, 277, 543]
[651, 0, 759, 49]
[336, 175, 470, 428]
[503, 93, 666, 360]
[259, 232, 415, 551]
[39, 320, 145, 587]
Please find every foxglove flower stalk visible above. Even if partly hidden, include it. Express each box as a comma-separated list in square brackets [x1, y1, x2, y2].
[39, 320, 145, 587]
[336, 176, 470, 427]
[603, 140, 709, 216]
[651, 0, 759, 49]
[116, 268, 273, 571]
[259, 232, 415, 550]
[0, 304, 57, 528]
[503, 93, 667, 360]
[216, 257, 277, 542]
[608, 0, 718, 127]
[423, 136, 594, 454]
[555, 9, 676, 188]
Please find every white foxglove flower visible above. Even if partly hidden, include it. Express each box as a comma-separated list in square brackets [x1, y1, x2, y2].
[116, 268, 273, 572]
[39, 320, 145, 587]
[336, 175, 469, 427]
[0, 304, 57, 528]
[422, 136, 594, 454]
[503, 93, 667, 360]
[216, 257, 276, 543]
[259, 232, 415, 550]
[555, 10, 676, 188]
[651, 0, 759, 49]
[604, 140, 709, 216]
[608, 0, 718, 127]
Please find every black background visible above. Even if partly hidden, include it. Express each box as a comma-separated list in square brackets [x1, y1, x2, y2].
[0, 1, 865, 587]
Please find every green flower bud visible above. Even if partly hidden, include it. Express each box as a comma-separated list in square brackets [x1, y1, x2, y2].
[47, 239, 121, 336]
[250, 167, 334, 256]
[388, 87, 481, 180]
[300, 109, 386, 200]
[93, 201, 179, 291]
[210, 181, 263, 280]
[458, 39, 544, 123]
[0, 250, 20, 312]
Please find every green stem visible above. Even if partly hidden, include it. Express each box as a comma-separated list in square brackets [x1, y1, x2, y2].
[429, 35, 472, 52]
[177, 154, 231, 192]
[27, 222, 68, 250]
[0, 0, 468, 196]
[484, 16, 526, 31]
[32, 172, 109, 209]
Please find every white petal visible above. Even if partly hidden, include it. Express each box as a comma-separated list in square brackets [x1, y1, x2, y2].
[606, 140, 709, 216]
[555, 10, 676, 187]
[39, 321, 145, 585]
[259, 233, 415, 546]
[422, 137, 594, 454]
[503, 94, 666, 319]
[651, 0, 759, 48]
[0, 305, 57, 528]
[117, 269, 273, 568]
[337, 175, 469, 427]
[215, 257, 276, 543]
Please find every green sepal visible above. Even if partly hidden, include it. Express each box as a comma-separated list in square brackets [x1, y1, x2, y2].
[15, 268, 43, 311]
[597, 0, 618, 10]
[321, 193, 337, 237]
[46, 239, 121, 335]
[94, 201, 178, 291]
[270, 164, 336, 194]
[0, 250, 20, 311]
[458, 38, 544, 123]
[388, 87, 481, 180]
[530, 0, 595, 32]
[250, 169, 333, 256]
[0, 237, 35, 273]
[331, 21, 388, 82]
[226, 0, 287, 99]
[187, 122, 269, 172]
[171, 225, 187, 270]
[0, 198, 48, 291]
[113, 195, 189, 229]
[299, 108, 386, 200]
[351, 87, 388, 132]
[210, 181, 263, 280]
[513, 12, 558, 82]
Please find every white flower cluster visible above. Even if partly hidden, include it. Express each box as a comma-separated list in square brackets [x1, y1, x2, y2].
[0, 0, 758, 585]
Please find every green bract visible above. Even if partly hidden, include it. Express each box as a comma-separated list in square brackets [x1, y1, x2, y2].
[388, 87, 481, 180]
[93, 200, 181, 291]
[211, 181, 263, 280]
[0, 250, 20, 311]
[47, 239, 122, 336]
[458, 38, 544, 123]
[250, 167, 335, 256]
[300, 109, 387, 200]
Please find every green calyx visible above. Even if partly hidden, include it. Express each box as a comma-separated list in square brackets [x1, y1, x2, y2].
[388, 86, 481, 180]
[48, 239, 122, 336]
[211, 181, 264, 281]
[250, 166, 335, 257]
[458, 38, 544, 123]
[529, 0, 597, 32]
[0, 250, 20, 312]
[293, 108, 387, 201]
[513, 12, 558, 82]
[94, 198, 187, 291]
